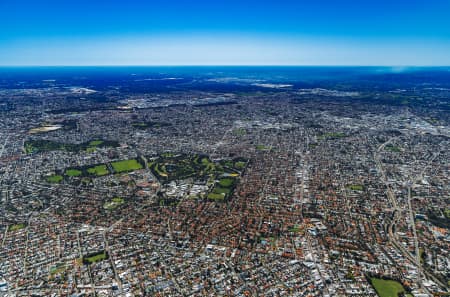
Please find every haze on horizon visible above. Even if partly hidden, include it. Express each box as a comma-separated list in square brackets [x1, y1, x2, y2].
[1, 0, 450, 66]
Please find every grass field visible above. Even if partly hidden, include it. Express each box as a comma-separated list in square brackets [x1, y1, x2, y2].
[219, 178, 235, 187]
[24, 139, 119, 154]
[150, 153, 244, 184]
[86, 147, 96, 153]
[85, 139, 105, 152]
[370, 278, 409, 297]
[147, 153, 243, 201]
[103, 197, 125, 210]
[289, 225, 301, 233]
[444, 208, 450, 219]
[132, 122, 147, 128]
[233, 128, 247, 135]
[208, 177, 236, 201]
[66, 169, 82, 177]
[50, 264, 67, 275]
[256, 144, 270, 151]
[385, 144, 401, 152]
[87, 165, 109, 176]
[212, 187, 231, 195]
[83, 251, 108, 264]
[348, 184, 364, 191]
[207, 192, 226, 200]
[111, 159, 142, 173]
[24, 142, 35, 154]
[235, 161, 246, 169]
[88, 140, 104, 146]
[8, 223, 26, 231]
[153, 163, 168, 177]
[219, 158, 247, 172]
[47, 174, 63, 183]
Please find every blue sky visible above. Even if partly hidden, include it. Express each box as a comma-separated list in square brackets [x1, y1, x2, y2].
[1, 0, 449, 65]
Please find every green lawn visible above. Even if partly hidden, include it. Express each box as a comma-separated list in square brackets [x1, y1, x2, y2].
[111, 159, 142, 173]
[201, 157, 212, 165]
[218, 178, 235, 187]
[88, 140, 104, 146]
[47, 174, 63, 183]
[87, 165, 109, 176]
[103, 197, 125, 210]
[112, 197, 124, 203]
[50, 264, 67, 275]
[132, 122, 148, 128]
[256, 144, 270, 151]
[154, 163, 168, 177]
[85, 140, 104, 152]
[212, 187, 231, 195]
[24, 143, 35, 154]
[371, 278, 407, 297]
[207, 192, 226, 200]
[221, 160, 234, 168]
[444, 208, 450, 219]
[233, 128, 247, 135]
[24, 139, 119, 153]
[83, 251, 108, 264]
[385, 145, 401, 152]
[235, 161, 246, 169]
[348, 184, 364, 191]
[200, 157, 217, 172]
[8, 223, 26, 231]
[207, 177, 236, 201]
[289, 225, 301, 233]
[66, 169, 82, 177]
[86, 147, 96, 153]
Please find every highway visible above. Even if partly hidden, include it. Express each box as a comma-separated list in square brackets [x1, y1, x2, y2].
[375, 138, 447, 291]
[0, 136, 9, 158]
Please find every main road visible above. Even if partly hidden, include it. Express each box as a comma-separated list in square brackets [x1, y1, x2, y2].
[375, 138, 446, 291]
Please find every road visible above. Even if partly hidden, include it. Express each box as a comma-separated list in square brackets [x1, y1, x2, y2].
[102, 230, 123, 292]
[375, 138, 446, 291]
[0, 136, 9, 158]
[406, 152, 440, 289]
[76, 230, 96, 295]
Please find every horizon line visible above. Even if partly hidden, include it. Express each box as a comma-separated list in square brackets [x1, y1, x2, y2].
[1, 65, 449, 68]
